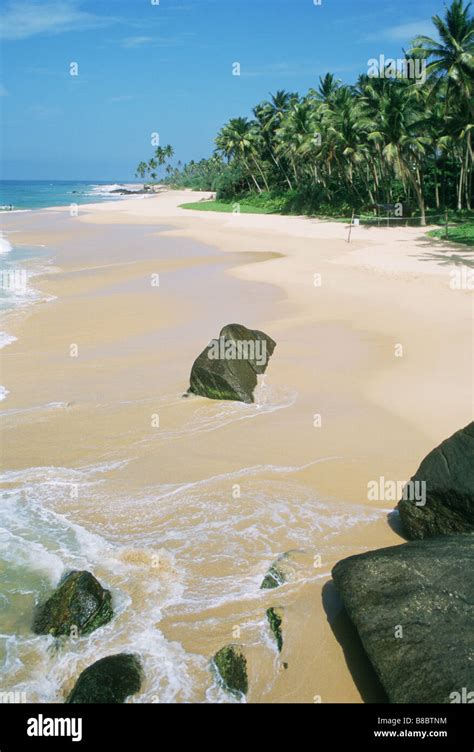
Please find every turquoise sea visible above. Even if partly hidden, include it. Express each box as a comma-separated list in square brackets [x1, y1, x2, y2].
[0, 180, 141, 211]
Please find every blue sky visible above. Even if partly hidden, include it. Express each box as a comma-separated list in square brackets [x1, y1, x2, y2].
[0, 0, 444, 180]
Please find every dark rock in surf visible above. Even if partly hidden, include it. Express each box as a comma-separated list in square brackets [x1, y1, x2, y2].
[266, 607, 284, 652]
[32, 570, 113, 637]
[213, 645, 248, 696]
[332, 534, 474, 703]
[397, 422, 474, 539]
[188, 323, 276, 403]
[66, 654, 142, 703]
[260, 550, 308, 589]
[261, 555, 288, 589]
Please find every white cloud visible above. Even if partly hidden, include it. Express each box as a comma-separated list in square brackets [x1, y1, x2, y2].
[386, 20, 436, 40]
[121, 33, 195, 49]
[241, 62, 322, 78]
[121, 36, 154, 49]
[0, 0, 115, 40]
[365, 20, 435, 43]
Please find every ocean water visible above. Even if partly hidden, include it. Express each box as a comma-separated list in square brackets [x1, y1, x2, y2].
[0, 180, 142, 211]
[0, 180, 141, 391]
[0, 232, 55, 402]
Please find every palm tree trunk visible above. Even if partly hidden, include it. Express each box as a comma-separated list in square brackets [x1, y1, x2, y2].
[457, 159, 464, 211]
[252, 156, 270, 192]
[244, 159, 262, 193]
[269, 149, 293, 189]
[404, 163, 426, 226]
[464, 141, 471, 210]
[433, 153, 440, 210]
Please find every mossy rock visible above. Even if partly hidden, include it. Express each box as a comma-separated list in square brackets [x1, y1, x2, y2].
[266, 607, 283, 652]
[260, 550, 308, 589]
[188, 323, 276, 403]
[32, 570, 113, 638]
[213, 645, 248, 696]
[66, 654, 142, 703]
[261, 557, 287, 589]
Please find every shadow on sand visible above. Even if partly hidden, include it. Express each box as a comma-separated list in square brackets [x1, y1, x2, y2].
[322, 580, 388, 703]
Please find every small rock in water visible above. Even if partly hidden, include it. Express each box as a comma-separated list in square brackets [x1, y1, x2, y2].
[266, 607, 284, 652]
[213, 645, 248, 696]
[32, 570, 113, 637]
[260, 550, 308, 589]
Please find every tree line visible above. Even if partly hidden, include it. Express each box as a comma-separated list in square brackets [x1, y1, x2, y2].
[141, 0, 473, 224]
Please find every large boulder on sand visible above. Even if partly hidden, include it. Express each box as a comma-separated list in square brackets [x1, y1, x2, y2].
[332, 534, 474, 703]
[188, 323, 276, 403]
[397, 422, 474, 539]
[32, 571, 113, 637]
[66, 654, 142, 703]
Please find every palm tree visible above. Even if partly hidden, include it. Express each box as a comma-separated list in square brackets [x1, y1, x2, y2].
[311, 73, 341, 104]
[276, 101, 320, 185]
[365, 77, 430, 223]
[216, 117, 266, 192]
[147, 157, 158, 181]
[322, 86, 372, 201]
[253, 91, 298, 189]
[154, 2, 472, 216]
[410, 0, 474, 110]
[410, 0, 473, 209]
[135, 161, 148, 180]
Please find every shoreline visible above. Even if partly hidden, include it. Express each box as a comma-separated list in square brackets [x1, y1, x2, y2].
[0, 189, 472, 703]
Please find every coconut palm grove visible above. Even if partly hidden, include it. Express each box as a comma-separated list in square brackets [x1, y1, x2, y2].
[138, 0, 473, 231]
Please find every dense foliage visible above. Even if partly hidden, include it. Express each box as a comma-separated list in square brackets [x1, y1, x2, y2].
[159, 1, 473, 224]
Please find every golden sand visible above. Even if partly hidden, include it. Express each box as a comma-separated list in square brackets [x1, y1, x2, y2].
[0, 190, 472, 702]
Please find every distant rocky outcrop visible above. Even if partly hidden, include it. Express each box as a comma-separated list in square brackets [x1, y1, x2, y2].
[32, 571, 113, 637]
[109, 188, 142, 195]
[66, 654, 142, 703]
[188, 323, 276, 403]
[397, 422, 474, 539]
[213, 645, 248, 696]
[332, 534, 474, 703]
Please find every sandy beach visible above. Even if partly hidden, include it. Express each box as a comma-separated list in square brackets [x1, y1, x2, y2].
[0, 189, 472, 703]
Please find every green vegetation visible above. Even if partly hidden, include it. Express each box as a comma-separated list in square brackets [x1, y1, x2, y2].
[427, 223, 474, 246]
[135, 144, 174, 182]
[180, 199, 272, 214]
[166, 1, 474, 225]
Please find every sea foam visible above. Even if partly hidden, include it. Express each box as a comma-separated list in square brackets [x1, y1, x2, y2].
[0, 332, 17, 349]
[0, 235, 12, 255]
